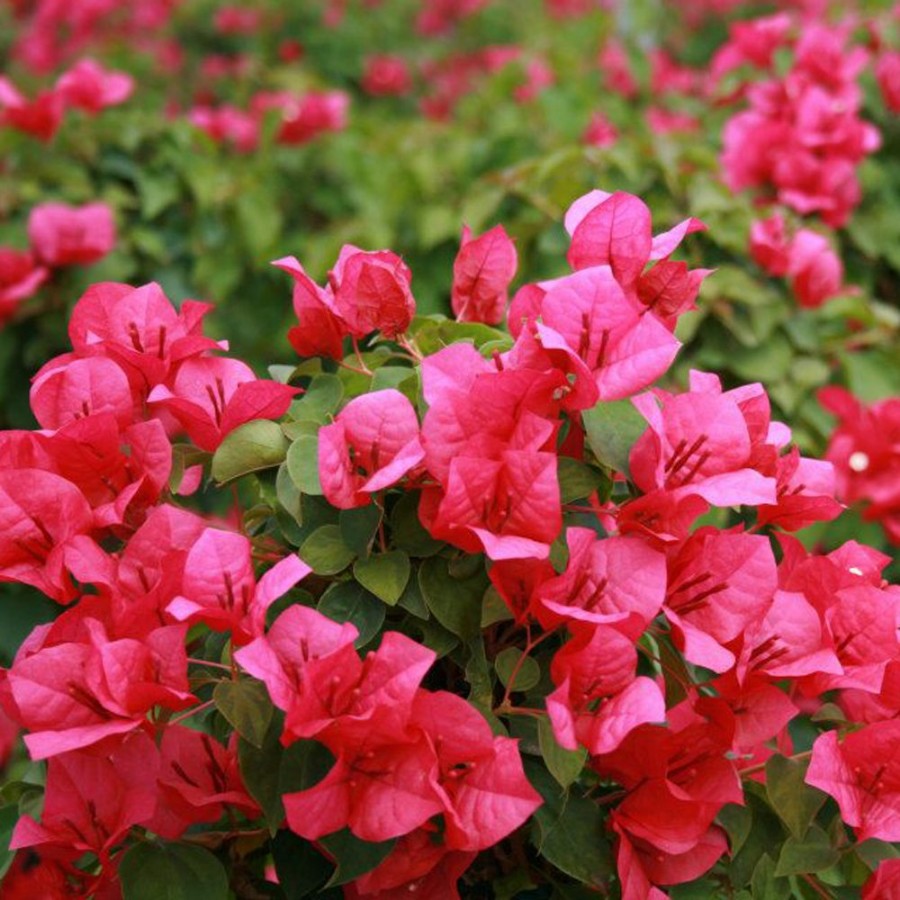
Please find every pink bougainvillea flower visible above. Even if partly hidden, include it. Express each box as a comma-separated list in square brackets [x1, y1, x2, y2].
[0, 77, 63, 141]
[806, 721, 900, 842]
[318, 389, 425, 509]
[2, 619, 193, 759]
[876, 51, 900, 113]
[27, 202, 116, 267]
[535, 527, 667, 633]
[272, 256, 349, 360]
[664, 528, 777, 673]
[0, 468, 93, 602]
[819, 387, 900, 543]
[67, 281, 220, 390]
[582, 111, 618, 148]
[787, 228, 845, 308]
[166, 528, 311, 643]
[145, 725, 260, 839]
[148, 356, 297, 451]
[30, 355, 135, 430]
[450, 224, 517, 325]
[0, 248, 49, 326]
[189, 103, 260, 152]
[410, 690, 541, 851]
[736, 589, 842, 684]
[750, 214, 792, 277]
[421, 448, 561, 560]
[346, 826, 475, 899]
[252, 89, 349, 145]
[362, 54, 413, 96]
[284, 733, 445, 843]
[756, 447, 842, 531]
[629, 371, 780, 509]
[55, 58, 134, 113]
[234, 604, 359, 713]
[863, 858, 900, 899]
[10, 731, 159, 863]
[328, 245, 416, 338]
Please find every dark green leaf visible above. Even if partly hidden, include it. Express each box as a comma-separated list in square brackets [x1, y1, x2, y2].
[239, 713, 285, 832]
[287, 434, 323, 495]
[300, 525, 355, 575]
[319, 828, 396, 887]
[120, 841, 229, 900]
[774, 825, 840, 877]
[538, 717, 586, 789]
[279, 740, 336, 797]
[318, 581, 385, 646]
[582, 399, 647, 476]
[214, 679, 274, 749]
[750, 854, 791, 900]
[494, 647, 540, 693]
[339, 505, 382, 559]
[0, 804, 18, 881]
[272, 829, 332, 898]
[290, 374, 344, 424]
[353, 551, 410, 605]
[390, 491, 444, 557]
[765, 755, 827, 840]
[527, 760, 612, 887]
[418, 556, 485, 640]
[557, 457, 606, 503]
[211, 419, 288, 484]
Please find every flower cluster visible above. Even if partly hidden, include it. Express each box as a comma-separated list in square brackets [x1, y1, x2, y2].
[720, 18, 881, 227]
[0, 202, 116, 328]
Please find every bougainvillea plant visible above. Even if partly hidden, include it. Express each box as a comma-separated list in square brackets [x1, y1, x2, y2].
[0, 187, 898, 900]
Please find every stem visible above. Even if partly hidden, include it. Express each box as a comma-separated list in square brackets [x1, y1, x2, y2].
[351, 337, 373, 375]
[187, 658, 232, 672]
[800, 873, 836, 900]
[169, 699, 215, 726]
[337, 359, 372, 376]
[498, 626, 553, 707]
[398, 334, 423, 363]
[740, 749, 813, 779]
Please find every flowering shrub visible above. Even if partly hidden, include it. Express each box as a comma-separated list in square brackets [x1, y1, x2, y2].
[0, 187, 896, 899]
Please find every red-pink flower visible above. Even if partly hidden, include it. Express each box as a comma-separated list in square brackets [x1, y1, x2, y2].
[451, 225, 517, 325]
[329, 245, 416, 338]
[27, 202, 116, 267]
[0, 77, 63, 141]
[55, 58, 134, 113]
[273, 256, 349, 360]
[806, 721, 900, 842]
[318, 389, 425, 509]
[876, 51, 900, 113]
[147, 356, 297, 451]
[0, 248, 49, 326]
[363, 55, 413, 96]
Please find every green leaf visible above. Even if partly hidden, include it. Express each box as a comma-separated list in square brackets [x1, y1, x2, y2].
[318, 581, 385, 646]
[353, 551, 410, 605]
[481, 586, 513, 627]
[339, 505, 382, 559]
[750, 855, 791, 900]
[287, 434, 323, 495]
[418, 555, 486, 640]
[774, 825, 840, 877]
[582, 399, 647, 476]
[120, 841, 229, 900]
[279, 740, 335, 797]
[319, 829, 396, 888]
[300, 525, 355, 575]
[214, 679, 274, 749]
[211, 419, 288, 484]
[276, 461, 303, 526]
[272, 830, 332, 898]
[239, 713, 285, 832]
[557, 457, 606, 503]
[841, 349, 900, 404]
[718, 803, 753, 857]
[290, 374, 344, 424]
[0, 804, 18, 881]
[765, 755, 827, 840]
[494, 647, 540, 693]
[538, 716, 586, 789]
[390, 491, 444, 557]
[527, 760, 612, 887]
